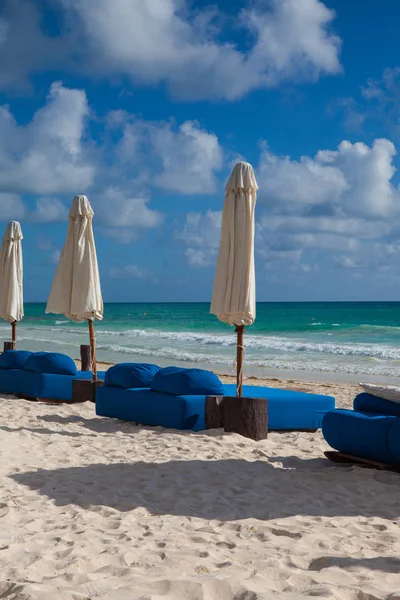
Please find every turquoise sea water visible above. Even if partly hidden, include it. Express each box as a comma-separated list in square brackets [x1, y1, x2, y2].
[3, 302, 400, 383]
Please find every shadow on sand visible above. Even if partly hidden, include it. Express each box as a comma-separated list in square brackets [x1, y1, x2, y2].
[38, 414, 171, 435]
[0, 425, 95, 438]
[10, 457, 399, 522]
[309, 556, 400, 573]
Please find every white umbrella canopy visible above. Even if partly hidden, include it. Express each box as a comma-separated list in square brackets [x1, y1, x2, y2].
[210, 162, 258, 395]
[0, 221, 24, 348]
[46, 195, 103, 379]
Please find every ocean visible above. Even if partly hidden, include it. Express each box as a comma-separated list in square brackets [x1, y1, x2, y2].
[3, 302, 400, 384]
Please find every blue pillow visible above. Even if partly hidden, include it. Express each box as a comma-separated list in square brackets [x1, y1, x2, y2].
[151, 366, 224, 396]
[0, 350, 32, 370]
[105, 363, 160, 388]
[24, 352, 77, 376]
[354, 393, 400, 418]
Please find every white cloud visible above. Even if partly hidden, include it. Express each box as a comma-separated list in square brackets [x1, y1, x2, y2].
[334, 67, 400, 138]
[108, 264, 157, 283]
[36, 236, 61, 265]
[0, 82, 94, 195]
[1, 0, 340, 101]
[258, 138, 400, 218]
[0, 193, 26, 220]
[36, 235, 54, 251]
[48, 249, 61, 265]
[0, 194, 68, 224]
[174, 137, 400, 274]
[94, 188, 164, 244]
[30, 197, 68, 223]
[184, 248, 216, 268]
[117, 119, 223, 194]
[0, 0, 66, 92]
[334, 255, 360, 269]
[175, 210, 222, 267]
[246, 0, 341, 85]
[255, 137, 400, 273]
[176, 210, 222, 247]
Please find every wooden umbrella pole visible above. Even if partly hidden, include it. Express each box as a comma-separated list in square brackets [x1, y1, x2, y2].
[235, 325, 245, 397]
[88, 319, 97, 382]
[11, 321, 16, 349]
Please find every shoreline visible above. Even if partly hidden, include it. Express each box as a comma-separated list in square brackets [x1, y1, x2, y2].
[79, 357, 372, 386]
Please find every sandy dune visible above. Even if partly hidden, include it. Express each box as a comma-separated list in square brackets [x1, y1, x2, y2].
[0, 393, 399, 599]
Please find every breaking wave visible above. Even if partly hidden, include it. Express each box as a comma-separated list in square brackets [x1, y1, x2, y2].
[11, 327, 400, 360]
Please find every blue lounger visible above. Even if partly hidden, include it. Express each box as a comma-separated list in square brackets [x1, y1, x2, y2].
[96, 387, 207, 430]
[96, 365, 335, 431]
[322, 392, 400, 468]
[0, 350, 105, 402]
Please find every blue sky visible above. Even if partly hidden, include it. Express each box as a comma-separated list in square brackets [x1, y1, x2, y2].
[1, 0, 400, 302]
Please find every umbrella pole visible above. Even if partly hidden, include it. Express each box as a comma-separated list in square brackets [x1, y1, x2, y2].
[88, 319, 97, 382]
[11, 321, 16, 349]
[236, 325, 245, 397]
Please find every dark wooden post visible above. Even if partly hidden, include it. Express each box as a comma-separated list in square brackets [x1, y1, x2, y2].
[205, 396, 225, 429]
[80, 344, 92, 371]
[88, 320, 97, 381]
[72, 378, 104, 403]
[235, 325, 245, 397]
[11, 321, 16, 348]
[3, 341, 15, 351]
[223, 396, 268, 441]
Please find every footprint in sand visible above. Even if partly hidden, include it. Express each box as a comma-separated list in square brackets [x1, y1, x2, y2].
[270, 528, 302, 539]
[216, 541, 236, 549]
[0, 582, 24, 598]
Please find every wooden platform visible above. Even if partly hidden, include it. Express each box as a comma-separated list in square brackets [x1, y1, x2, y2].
[14, 380, 104, 405]
[325, 451, 400, 473]
[72, 379, 104, 403]
[206, 395, 268, 441]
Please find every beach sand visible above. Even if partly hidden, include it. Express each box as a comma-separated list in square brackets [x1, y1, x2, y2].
[0, 371, 399, 599]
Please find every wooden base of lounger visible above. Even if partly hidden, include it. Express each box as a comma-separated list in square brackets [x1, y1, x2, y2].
[15, 381, 104, 404]
[72, 379, 104, 403]
[325, 451, 400, 473]
[206, 395, 268, 441]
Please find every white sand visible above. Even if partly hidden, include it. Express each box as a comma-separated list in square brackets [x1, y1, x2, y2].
[0, 390, 399, 600]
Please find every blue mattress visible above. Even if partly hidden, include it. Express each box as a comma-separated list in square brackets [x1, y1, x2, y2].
[96, 387, 206, 430]
[224, 384, 334, 430]
[96, 384, 335, 431]
[0, 369, 106, 401]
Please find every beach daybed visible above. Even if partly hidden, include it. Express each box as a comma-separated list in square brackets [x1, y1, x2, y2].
[0, 350, 105, 402]
[96, 364, 335, 431]
[322, 393, 400, 471]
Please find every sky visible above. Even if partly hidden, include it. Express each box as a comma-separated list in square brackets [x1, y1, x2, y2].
[1, 0, 400, 302]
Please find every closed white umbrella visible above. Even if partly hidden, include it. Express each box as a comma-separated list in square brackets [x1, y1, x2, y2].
[210, 162, 258, 396]
[0, 221, 23, 348]
[46, 195, 103, 380]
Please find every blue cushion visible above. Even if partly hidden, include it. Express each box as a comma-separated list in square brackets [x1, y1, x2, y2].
[388, 419, 400, 463]
[96, 381, 334, 432]
[0, 368, 24, 394]
[0, 350, 32, 370]
[354, 392, 400, 418]
[105, 363, 160, 389]
[322, 409, 398, 465]
[17, 370, 106, 401]
[151, 366, 224, 396]
[96, 387, 206, 431]
[24, 352, 77, 376]
[224, 384, 334, 430]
